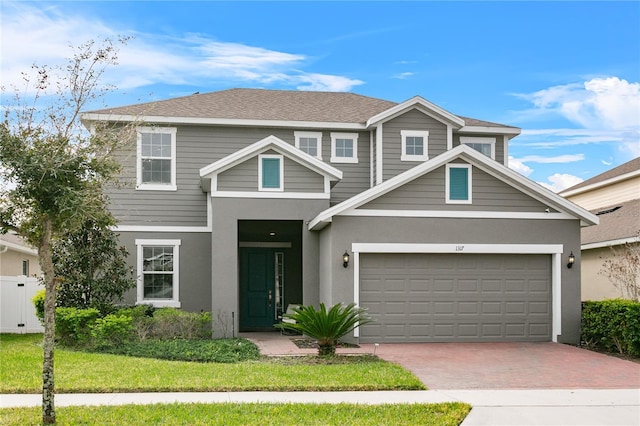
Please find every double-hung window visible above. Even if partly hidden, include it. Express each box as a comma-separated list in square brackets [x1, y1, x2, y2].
[136, 239, 181, 307]
[401, 130, 429, 161]
[259, 154, 283, 191]
[460, 137, 496, 159]
[294, 131, 322, 159]
[330, 132, 358, 163]
[137, 127, 177, 190]
[446, 164, 472, 204]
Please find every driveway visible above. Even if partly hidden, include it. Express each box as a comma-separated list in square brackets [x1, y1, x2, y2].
[374, 342, 640, 389]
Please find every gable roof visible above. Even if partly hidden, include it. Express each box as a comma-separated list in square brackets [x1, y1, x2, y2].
[560, 156, 640, 197]
[309, 144, 598, 230]
[199, 134, 342, 192]
[82, 88, 519, 133]
[582, 199, 640, 249]
[366, 96, 466, 128]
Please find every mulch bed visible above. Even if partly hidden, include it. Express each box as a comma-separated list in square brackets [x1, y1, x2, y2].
[291, 338, 359, 349]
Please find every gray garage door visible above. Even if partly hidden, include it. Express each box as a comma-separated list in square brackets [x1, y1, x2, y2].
[359, 253, 551, 343]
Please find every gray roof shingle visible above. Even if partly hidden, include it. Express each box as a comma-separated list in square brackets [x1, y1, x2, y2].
[87, 88, 515, 128]
[563, 157, 640, 193]
[582, 198, 640, 245]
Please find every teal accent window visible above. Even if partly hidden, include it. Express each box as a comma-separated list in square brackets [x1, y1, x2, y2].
[259, 154, 283, 191]
[446, 164, 472, 204]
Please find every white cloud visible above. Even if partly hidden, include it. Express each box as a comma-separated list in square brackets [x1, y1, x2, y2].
[392, 72, 415, 80]
[517, 154, 585, 164]
[508, 156, 533, 177]
[513, 77, 640, 158]
[517, 77, 640, 130]
[0, 2, 364, 94]
[537, 173, 584, 193]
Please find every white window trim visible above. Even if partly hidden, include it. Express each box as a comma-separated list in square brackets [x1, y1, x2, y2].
[258, 154, 284, 192]
[446, 163, 472, 204]
[330, 132, 359, 164]
[135, 239, 181, 308]
[136, 126, 177, 191]
[401, 130, 429, 161]
[460, 136, 496, 159]
[294, 131, 323, 160]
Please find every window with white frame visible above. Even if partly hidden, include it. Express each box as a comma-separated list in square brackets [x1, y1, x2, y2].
[22, 259, 29, 276]
[137, 127, 177, 191]
[401, 130, 429, 161]
[136, 239, 181, 307]
[330, 132, 358, 163]
[446, 163, 472, 204]
[259, 154, 284, 191]
[460, 136, 496, 159]
[294, 131, 322, 159]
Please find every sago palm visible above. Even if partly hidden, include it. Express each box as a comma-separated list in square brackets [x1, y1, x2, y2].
[280, 303, 373, 356]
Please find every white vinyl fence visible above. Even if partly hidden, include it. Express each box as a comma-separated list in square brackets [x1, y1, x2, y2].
[1, 276, 44, 333]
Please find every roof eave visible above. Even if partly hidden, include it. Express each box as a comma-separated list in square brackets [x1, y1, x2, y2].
[365, 96, 465, 129]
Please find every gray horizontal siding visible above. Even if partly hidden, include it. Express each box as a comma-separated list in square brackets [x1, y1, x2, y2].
[362, 163, 549, 211]
[109, 126, 371, 225]
[217, 157, 259, 191]
[285, 158, 325, 193]
[453, 133, 505, 164]
[382, 109, 447, 181]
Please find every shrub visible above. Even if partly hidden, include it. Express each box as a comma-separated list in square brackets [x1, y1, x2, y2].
[91, 314, 134, 347]
[149, 308, 212, 340]
[55, 307, 100, 346]
[32, 289, 46, 325]
[96, 338, 259, 362]
[582, 299, 640, 356]
[279, 303, 373, 356]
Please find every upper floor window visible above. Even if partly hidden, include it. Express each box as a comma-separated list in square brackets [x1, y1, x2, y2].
[294, 131, 322, 159]
[446, 164, 472, 204]
[136, 239, 181, 308]
[460, 136, 495, 159]
[330, 132, 358, 163]
[259, 154, 283, 191]
[401, 130, 429, 161]
[137, 127, 177, 191]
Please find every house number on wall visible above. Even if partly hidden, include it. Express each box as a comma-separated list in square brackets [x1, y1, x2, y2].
[455, 245, 465, 252]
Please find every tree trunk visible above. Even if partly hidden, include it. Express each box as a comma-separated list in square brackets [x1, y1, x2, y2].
[39, 217, 56, 424]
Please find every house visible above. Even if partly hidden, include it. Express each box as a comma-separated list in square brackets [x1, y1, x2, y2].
[0, 233, 43, 334]
[0, 232, 41, 277]
[560, 157, 640, 301]
[82, 88, 597, 344]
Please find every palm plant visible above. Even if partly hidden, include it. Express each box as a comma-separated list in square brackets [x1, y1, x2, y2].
[279, 303, 373, 356]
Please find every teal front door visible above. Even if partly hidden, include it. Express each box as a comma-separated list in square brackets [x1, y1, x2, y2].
[240, 248, 276, 330]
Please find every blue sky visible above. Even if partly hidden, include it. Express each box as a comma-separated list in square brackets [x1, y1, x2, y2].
[2, 1, 639, 191]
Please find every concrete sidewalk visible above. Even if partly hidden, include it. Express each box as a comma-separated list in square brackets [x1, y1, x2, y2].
[2, 389, 639, 425]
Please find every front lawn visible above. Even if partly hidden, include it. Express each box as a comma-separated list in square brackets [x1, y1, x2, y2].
[0, 334, 425, 393]
[1, 402, 471, 426]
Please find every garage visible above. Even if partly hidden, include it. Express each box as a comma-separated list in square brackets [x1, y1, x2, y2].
[359, 253, 552, 343]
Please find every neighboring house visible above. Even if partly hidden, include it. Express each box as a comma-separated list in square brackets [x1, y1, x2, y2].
[0, 233, 44, 334]
[560, 157, 640, 301]
[0, 233, 41, 277]
[82, 88, 597, 344]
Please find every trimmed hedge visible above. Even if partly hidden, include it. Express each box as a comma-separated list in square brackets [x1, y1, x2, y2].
[582, 299, 640, 356]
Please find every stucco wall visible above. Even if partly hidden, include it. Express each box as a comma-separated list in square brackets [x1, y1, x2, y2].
[581, 247, 629, 301]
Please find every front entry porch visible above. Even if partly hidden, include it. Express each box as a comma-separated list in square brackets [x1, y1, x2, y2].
[238, 220, 302, 332]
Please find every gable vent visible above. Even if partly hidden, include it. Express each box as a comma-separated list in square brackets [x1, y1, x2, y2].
[596, 206, 622, 216]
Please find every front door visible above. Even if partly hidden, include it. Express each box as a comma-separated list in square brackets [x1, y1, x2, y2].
[240, 248, 277, 330]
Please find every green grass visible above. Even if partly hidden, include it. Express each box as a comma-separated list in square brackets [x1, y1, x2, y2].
[0, 402, 471, 426]
[0, 334, 425, 393]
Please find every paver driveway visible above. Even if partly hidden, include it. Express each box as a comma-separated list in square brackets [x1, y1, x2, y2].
[375, 342, 640, 389]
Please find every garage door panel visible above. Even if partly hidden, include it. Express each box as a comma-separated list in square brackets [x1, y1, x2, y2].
[360, 253, 551, 343]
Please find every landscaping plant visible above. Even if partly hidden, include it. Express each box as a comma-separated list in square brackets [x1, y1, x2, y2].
[279, 303, 373, 356]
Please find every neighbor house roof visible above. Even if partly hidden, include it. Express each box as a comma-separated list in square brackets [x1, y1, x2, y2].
[581, 198, 640, 249]
[561, 156, 640, 197]
[83, 88, 517, 131]
[0, 233, 38, 255]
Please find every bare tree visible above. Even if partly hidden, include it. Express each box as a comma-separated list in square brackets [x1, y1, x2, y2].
[600, 231, 640, 302]
[0, 38, 133, 424]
